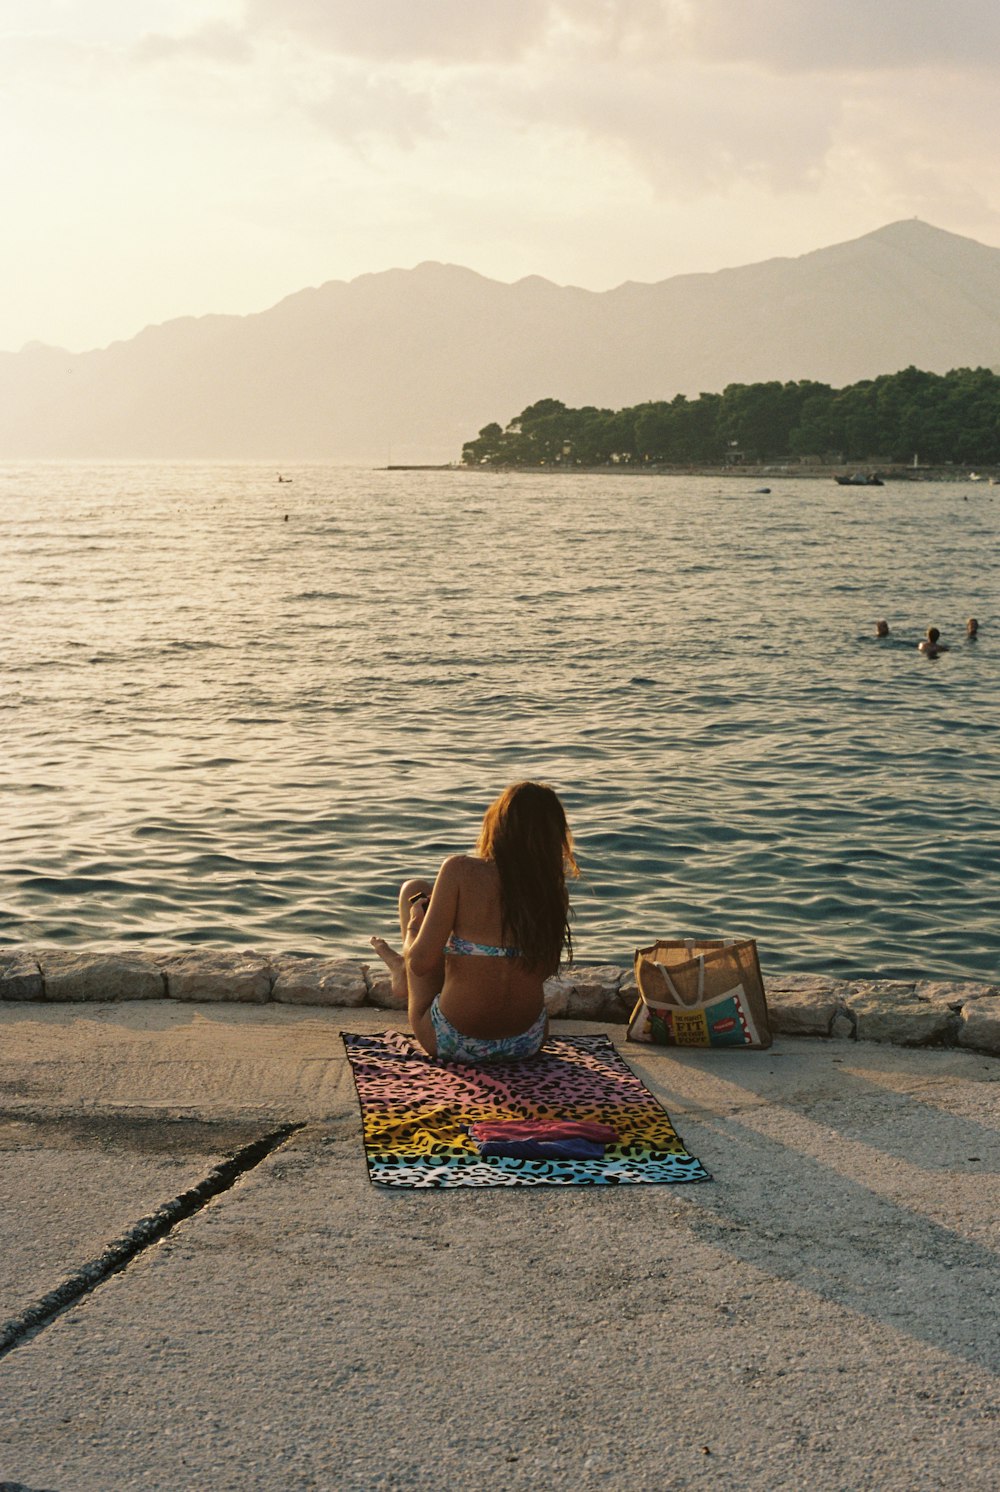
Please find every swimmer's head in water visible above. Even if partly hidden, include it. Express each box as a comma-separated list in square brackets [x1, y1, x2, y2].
[967, 617, 979, 636]
[926, 626, 941, 643]
[875, 619, 890, 637]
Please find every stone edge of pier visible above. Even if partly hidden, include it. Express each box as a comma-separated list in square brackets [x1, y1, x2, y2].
[1, 947, 998, 1057]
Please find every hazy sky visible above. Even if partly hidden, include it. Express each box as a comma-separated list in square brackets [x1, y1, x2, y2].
[5, 0, 1000, 352]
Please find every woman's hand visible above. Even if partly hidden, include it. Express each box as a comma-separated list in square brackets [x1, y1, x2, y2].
[405, 894, 429, 942]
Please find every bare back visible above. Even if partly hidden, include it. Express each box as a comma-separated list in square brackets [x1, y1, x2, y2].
[412, 853, 551, 1039]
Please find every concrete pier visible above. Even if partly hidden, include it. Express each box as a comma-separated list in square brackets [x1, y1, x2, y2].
[0, 1000, 997, 1491]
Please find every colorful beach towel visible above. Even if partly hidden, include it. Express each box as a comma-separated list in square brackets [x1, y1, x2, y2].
[341, 1030, 711, 1188]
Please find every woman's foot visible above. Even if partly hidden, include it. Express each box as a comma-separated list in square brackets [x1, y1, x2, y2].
[369, 936, 408, 1005]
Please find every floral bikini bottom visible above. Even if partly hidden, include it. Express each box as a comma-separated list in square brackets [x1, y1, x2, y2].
[428, 995, 547, 1065]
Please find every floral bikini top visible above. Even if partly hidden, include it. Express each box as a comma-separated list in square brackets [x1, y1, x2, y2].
[445, 933, 521, 959]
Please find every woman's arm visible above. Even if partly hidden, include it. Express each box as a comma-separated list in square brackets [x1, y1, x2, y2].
[406, 855, 462, 977]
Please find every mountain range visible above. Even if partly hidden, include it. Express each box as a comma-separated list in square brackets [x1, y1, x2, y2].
[3, 219, 1000, 464]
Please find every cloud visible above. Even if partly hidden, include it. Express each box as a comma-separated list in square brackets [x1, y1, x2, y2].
[133, 24, 254, 67]
[239, 1, 1000, 74]
[828, 70, 1000, 225]
[223, 0, 1000, 212]
[242, 0, 554, 63]
[304, 72, 439, 153]
[687, 0, 1000, 73]
[497, 60, 838, 197]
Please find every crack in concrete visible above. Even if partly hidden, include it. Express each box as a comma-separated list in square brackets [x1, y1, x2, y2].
[0, 1122, 303, 1361]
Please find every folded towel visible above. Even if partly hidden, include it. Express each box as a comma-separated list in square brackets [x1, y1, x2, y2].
[468, 1120, 618, 1144]
[476, 1138, 608, 1160]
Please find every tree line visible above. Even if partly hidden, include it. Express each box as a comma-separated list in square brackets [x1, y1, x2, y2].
[460, 366, 1000, 468]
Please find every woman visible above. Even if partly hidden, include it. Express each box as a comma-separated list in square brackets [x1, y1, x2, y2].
[369, 782, 577, 1063]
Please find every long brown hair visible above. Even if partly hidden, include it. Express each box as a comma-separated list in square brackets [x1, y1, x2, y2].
[476, 781, 578, 973]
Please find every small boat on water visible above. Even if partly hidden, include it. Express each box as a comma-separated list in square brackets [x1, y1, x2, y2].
[835, 472, 884, 487]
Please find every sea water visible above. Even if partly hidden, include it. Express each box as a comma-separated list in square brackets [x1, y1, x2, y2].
[1, 462, 997, 980]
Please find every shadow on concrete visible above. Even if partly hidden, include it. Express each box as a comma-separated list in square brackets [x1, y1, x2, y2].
[640, 1045, 1000, 1377]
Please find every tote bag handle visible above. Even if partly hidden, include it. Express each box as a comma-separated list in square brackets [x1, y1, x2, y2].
[658, 954, 705, 1008]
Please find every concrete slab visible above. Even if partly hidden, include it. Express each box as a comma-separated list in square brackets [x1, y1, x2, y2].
[0, 1000, 359, 1120]
[0, 1001, 344, 1336]
[0, 1004, 997, 1491]
[0, 1112, 271, 1325]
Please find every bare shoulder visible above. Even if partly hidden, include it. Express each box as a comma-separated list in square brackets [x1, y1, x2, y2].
[440, 854, 496, 886]
[436, 854, 475, 884]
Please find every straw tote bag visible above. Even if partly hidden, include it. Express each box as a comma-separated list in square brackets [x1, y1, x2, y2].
[628, 938, 772, 1049]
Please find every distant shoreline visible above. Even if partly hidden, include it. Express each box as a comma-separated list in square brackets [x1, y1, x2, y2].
[385, 462, 997, 482]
